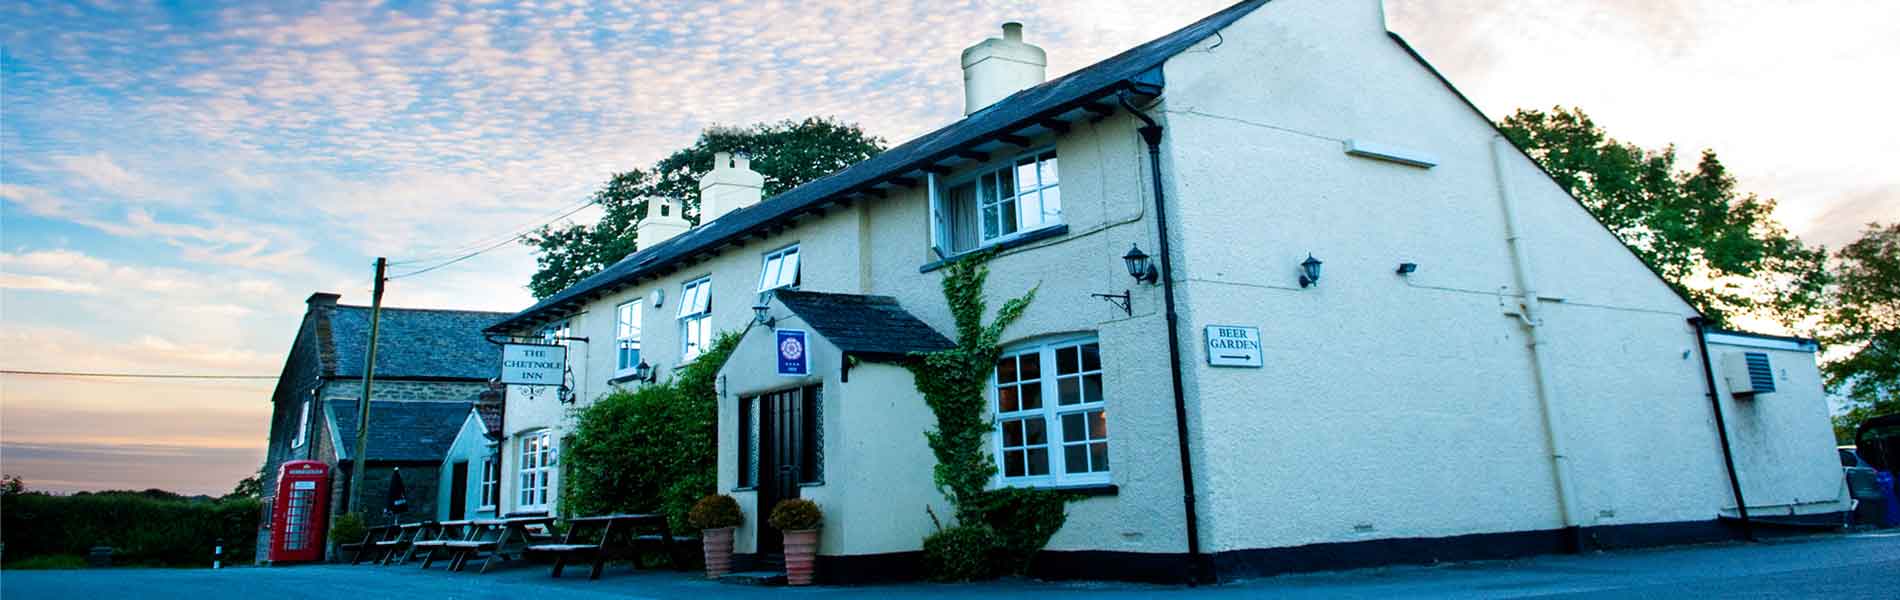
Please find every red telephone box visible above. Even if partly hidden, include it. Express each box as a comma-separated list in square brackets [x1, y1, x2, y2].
[269, 460, 331, 563]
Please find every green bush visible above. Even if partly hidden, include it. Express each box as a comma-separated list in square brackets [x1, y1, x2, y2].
[688, 495, 743, 530]
[561, 332, 737, 533]
[329, 512, 368, 545]
[0, 492, 261, 567]
[921, 523, 1004, 582]
[969, 487, 1071, 571]
[768, 498, 822, 531]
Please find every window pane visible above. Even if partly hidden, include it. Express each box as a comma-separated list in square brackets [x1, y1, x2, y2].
[1088, 410, 1108, 439]
[1020, 353, 1040, 380]
[1089, 442, 1109, 472]
[999, 386, 1019, 413]
[1004, 450, 1025, 478]
[1065, 445, 1088, 474]
[1039, 154, 1058, 186]
[1026, 448, 1049, 476]
[1062, 412, 1085, 442]
[997, 356, 1017, 383]
[999, 167, 1015, 199]
[760, 256, 781, 289]
[982, 203, 998, 240]
[1000, 199, 1018, 235]
[781, 251, 799, 287]
[1056, 346, 1079, 375]
[1058, 378, 1080, 406]
[1024, 417, 1046, 445]
[1081, 343, 1099, 371]
[1018, 193, 1042, 230]
[1020, 382, 1042, 410]
[1083, 374, 1102, 403]
[1003, 419, 1024, 447]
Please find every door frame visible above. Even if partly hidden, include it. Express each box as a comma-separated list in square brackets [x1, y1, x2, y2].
[753, 384, 819, 557]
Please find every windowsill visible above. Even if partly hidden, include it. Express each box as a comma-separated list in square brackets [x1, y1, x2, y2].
[607, 371, 644, 384]
[918, 225, 1070, 273]
[732, 486, 756, 493]
[992, 482, 1118, 497]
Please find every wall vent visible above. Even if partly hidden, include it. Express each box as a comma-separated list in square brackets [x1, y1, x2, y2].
[1722, 351, 1776, 398]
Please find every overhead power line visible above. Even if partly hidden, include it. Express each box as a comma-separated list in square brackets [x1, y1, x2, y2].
[0, 369, 278, 380]
[388, 196, 600, 269]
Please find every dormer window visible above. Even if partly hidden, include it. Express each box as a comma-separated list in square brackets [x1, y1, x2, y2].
[932, 149, 1060, 256]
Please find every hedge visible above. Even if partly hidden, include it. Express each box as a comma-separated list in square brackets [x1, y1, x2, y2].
[1, 492, 261, 567]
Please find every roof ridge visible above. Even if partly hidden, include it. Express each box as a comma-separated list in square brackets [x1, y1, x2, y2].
[332, 304, 514, 315]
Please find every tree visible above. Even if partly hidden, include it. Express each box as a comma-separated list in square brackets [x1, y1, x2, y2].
[226, 467, 264, 501]
[1497, 107, 1830, 328]
[1824, 223, 1900, 441]
[523, 117, 885, 299]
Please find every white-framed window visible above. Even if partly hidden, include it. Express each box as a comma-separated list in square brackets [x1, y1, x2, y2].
[541, 320, 571, 346]
[516, 429, 554, 511]
[478, 453, 499, 511]
[758, 245, 801, 291]
[615, 300, 642, 374]
[993, 336, 1108, 487]
[678, 276, 714, 361]
[290, 399, 311, 448]
[933, 149, 1060, 256]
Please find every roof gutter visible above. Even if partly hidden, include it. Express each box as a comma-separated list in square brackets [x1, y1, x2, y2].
[1119, 87, 1205, 586]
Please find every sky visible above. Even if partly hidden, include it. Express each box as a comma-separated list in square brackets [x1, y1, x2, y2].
[2, 0, 1895, 496]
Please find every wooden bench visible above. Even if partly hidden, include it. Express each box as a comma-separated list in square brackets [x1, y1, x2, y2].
[371, 521, 434, 565]
[340, 525, 392, 565]
[525, 513, 688, 579]
[447, 514, 556, 574]
[410, 520, 474, 569]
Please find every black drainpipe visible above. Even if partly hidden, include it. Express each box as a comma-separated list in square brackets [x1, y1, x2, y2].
[1120, 90, 1205, 585]
[1688, 316, 1753, 541]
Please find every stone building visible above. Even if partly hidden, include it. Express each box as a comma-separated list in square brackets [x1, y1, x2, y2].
[479, 0, 1847, 583]
[256, 292, 509, 561]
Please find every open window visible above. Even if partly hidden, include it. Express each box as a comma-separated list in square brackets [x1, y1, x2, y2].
[932, 149, 1060, 257]
[679, 277, 714, 361]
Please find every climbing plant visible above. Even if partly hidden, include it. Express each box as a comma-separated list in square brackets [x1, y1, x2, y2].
[907, 252, 1074, 579]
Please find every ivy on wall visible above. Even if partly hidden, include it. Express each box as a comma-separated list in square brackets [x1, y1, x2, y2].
[907, 252, 1074, 579]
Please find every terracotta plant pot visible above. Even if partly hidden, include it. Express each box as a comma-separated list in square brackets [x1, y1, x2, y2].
[701, 527, 735, 578]
[782, 529, 820, 585]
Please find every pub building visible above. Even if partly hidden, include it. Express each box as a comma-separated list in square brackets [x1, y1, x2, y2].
[475, 0, 1847, 583]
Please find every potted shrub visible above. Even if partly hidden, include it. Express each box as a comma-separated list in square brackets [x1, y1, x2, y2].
[768, 498, 823, 585]
[688, 494, 743, 577]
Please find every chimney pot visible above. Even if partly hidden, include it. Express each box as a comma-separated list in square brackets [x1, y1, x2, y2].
[1002, 22, 1023, 42]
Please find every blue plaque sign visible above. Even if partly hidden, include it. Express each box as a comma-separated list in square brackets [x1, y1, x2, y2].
[776, 329, 809, 376]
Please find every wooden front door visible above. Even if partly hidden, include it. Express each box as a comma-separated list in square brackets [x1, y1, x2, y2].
[755, 386, 811, 558]
[448, 461, 469, 521]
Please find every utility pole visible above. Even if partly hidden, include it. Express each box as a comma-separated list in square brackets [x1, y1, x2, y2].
[347, 257, 387, 515]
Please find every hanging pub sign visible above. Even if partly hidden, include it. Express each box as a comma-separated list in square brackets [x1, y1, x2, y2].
[501, 343, 567, 385]
[1204, 325, 1263, 368]
[777, 329, 809, 376]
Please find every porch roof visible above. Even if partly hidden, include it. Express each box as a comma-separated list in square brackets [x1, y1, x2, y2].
[774, 290, 954, 359]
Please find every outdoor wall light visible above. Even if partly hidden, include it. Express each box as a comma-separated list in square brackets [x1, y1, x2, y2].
[633, 360, 657, 383]
[751, 300, 777, 328]
[1396, 262, 1418, 275]
[1123, 244, 1159, 285]
[1298, 254, 1324, 288]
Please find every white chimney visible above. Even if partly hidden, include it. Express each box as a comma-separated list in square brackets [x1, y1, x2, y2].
[636, 196, 690, 247]
[698, 151, 764, 223]
[961, 22, 1047, 115]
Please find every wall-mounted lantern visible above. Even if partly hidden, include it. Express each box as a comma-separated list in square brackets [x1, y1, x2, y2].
[1396, 262, 1417, 276]
[751, 300, 777, 328]
[1123, 244, 1159, 285]
[1298, 254, 1324, 288]
[633, 360, 657, 383]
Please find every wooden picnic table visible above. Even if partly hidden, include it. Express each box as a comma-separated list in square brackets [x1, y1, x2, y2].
[402, 520, 470, 567]
[372, 521, 434, 566]
[444, 514, 557, 574]
[524, 513, 682, 580]
[340, 524, 392, 565]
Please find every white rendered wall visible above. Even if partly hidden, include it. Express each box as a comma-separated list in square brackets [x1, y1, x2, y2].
[438, 411, 497, 520]
[1704, 339, 1848, 515]
[1153, 0, 1839, 555]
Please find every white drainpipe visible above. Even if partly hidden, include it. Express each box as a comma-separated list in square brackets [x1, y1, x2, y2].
[1491, 135, 1581, 537]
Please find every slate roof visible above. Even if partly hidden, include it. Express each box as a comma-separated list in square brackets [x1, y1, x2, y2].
[774, 290, 955, 359]
[489, 0, 1272, 333]
[328, 305, 511, 380]
[328, 400, 474, 463]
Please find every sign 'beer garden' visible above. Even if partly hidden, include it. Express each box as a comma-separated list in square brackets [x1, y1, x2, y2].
[501, 343, 567, 385]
